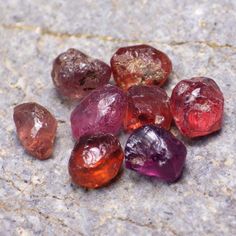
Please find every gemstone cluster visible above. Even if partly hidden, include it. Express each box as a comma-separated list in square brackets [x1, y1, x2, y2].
[13, 44, 224, 189]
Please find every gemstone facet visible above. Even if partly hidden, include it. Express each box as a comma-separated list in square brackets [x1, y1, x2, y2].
[125, 125, 186, 182]
[13, 103, 57, 160]
[110, 44, 172, 90]
[170, 77, 224, 138]
[124, 85, 172, 132]
[51, 48, 111, 100]
[71, 84, 127, 141]
[69, 133, 124, 188]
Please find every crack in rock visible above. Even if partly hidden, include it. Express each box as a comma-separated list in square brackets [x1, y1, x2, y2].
[0, 177, 23, 193]
[0, 201, 84, 236]
[115, 216, 179, 235]
[1, 23, 236, 51]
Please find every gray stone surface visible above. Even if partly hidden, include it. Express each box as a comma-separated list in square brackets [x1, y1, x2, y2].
[0, 0, 236, 235]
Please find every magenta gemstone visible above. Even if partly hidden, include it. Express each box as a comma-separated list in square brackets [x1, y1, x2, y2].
[71, 84, 127, 140]
[125, 125, 187, 182]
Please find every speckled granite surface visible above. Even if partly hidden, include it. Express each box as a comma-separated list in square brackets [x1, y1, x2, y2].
[0, 1, 236, 235]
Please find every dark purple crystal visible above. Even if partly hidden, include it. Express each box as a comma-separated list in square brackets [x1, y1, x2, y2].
[125, 125, 187, 182]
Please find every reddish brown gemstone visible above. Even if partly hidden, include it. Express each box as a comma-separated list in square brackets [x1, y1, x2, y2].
[170, 77, 224, 138]
[69, 134, 124, 189]
[110, 44, 172, 90]
[13, 103, 57, 160]
[51, 48, 111, 100]
[124, 85, 172, 132]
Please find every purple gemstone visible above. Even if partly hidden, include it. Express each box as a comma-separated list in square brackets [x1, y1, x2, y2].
[71, 84, 127, 140]
[125, 125, 187, 182]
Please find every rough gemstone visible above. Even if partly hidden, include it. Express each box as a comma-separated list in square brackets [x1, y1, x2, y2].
[125, 125, 186, 182]
[124, 85, 172, 132]
[69, 133, 124, 188]
[71, 84, 127, 141]
[13, 103, 57, 160]
[51, 48, 111, 100]
[170, 77, 224, 138]
[110, 44, 172, 90]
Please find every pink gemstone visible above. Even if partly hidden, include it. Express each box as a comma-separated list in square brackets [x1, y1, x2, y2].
[51, 48, 111, 100]
[71, 84, 127, 140]
[170, 77, 224, 138]
[110, 44, 172, 90]
[124, 85, 172, 132]
[13, 103, 57, 160]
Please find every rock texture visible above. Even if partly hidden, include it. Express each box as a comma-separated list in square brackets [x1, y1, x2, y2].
[0, 1, 236, 236]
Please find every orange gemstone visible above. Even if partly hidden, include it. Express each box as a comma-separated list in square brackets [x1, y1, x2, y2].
[110, 44, 172, 90]
[124, 85, 172, 132]
[13, 102, 57, 160]
[68, 134, 124, 189]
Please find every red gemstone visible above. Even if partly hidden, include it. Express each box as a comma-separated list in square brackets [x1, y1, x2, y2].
[110, 44, 172, 90]
[13, 103, 57, 160]
[170, 77, 224, 138]
[124, 85, 172, 132]
[51, 48, 111, 100]
[68, 134, 124, 189]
